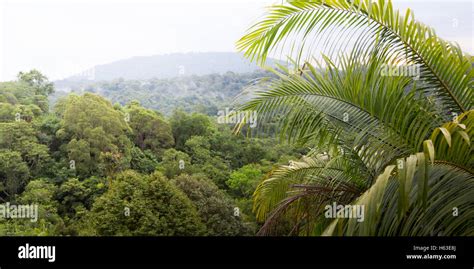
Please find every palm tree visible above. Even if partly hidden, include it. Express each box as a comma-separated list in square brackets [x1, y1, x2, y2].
[235, 0, 473, 236]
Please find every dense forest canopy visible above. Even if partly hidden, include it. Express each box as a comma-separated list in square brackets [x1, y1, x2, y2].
[0, 70, 304, 236]
[0, 0, 472, 237]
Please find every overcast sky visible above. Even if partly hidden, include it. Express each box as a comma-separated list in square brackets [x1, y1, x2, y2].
[0, 0, 472, 81]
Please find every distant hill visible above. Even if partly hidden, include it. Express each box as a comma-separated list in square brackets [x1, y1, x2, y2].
[54, 52, 278, 90]
[50, 70, 274, 116]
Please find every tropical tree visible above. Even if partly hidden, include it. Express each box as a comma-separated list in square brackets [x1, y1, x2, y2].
[17, 69, 54, 96]
[124, 101, 174, 158]
[55, 93, 133, 178]
[236, 0, 473, 235]
[83, 170, 206, 236]
[170, 110, 214, 150]
[172, 173, 252, 236]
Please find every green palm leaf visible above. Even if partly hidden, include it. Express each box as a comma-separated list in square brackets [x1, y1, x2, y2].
[237, 0, 473, 114]
[236, 0, 474, 236]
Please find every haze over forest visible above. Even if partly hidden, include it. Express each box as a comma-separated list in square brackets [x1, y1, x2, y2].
[0, 0, 472, 237]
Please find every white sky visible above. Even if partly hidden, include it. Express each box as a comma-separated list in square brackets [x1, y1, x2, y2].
[0, 0, 472, 81]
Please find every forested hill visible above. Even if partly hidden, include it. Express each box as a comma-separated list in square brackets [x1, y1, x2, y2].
[50, 70, 273, 116]
[0, 69, 304, 236]
[54, 52, 279, 89]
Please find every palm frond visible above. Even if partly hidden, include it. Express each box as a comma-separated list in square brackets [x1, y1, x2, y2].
[236, 57, 442, 174]
[323, 156, 474, 236]
[238, 0, 474, 236]
[237, 0, 473, 114]
[253, 152, 368, 233]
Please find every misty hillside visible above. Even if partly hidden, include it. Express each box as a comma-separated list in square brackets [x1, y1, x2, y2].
[54, 52, 278, 90]
[51, 70, 274, 116]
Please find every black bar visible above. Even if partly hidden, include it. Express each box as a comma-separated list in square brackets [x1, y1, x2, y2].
[0, 237, 471, 267]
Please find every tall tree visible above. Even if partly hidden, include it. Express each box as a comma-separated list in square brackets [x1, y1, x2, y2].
[124, 101, 174, 158]
[55, 93, 132, 178]
[84, 170, 206, 236]
[170, 110, 214, 150]
[173, 173, 251, 236]
[17, 69, 54, 96]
